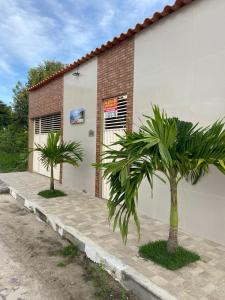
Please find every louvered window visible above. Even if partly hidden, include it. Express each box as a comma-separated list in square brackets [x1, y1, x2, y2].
[34, 118, 40, 134]
[104, 95, 127, 130]
[34, 113, 61, 134]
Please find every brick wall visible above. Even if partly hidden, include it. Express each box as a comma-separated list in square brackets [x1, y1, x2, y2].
[29, 76, 63, 119]
[28, 76, 64, 181]
[96, 37, 134, 197]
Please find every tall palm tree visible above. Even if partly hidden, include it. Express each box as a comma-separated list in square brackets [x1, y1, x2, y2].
[97, 106, 225, 253]
[34, 130, 83, 191]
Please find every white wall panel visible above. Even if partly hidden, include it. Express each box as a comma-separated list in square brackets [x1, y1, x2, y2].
[63, 59, 97, 194]
[133, 0, 225, 245]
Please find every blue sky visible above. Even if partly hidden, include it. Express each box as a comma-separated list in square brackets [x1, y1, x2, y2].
[0, 0, 174, 104]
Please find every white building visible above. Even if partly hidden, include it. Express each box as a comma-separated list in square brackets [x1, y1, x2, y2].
[28, 0, 225, 246]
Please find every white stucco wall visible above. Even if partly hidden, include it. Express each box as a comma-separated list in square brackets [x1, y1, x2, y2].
[63, 58, 97, 194]
[133, 0, 225, 245]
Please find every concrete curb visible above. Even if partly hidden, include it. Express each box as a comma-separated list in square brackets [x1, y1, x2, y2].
[0, 180, 9, 194]
[5, 184, 177, 300]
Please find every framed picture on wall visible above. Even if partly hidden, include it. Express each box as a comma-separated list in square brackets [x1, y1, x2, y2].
[70, 108, 85, 124]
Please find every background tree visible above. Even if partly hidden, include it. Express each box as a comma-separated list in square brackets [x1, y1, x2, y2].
[0, 60, 64, 173]
[0, 125, 28, 172]
[11, 60, 64, 129]
[34, 131, 83, 192]
[0, 100, 11, 129]
[27, 60, 64, 87]
[97, 106, 225, 253]
[12, 82, 28, 128]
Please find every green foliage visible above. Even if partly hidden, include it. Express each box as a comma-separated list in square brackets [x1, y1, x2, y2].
[139, 240, 200, 270]
[0, 125, 28, 172]
[59, 245, 79, 258]
[12, 82, 28, 129]
[0, 100, 12, 129]
[27, 60, 64, 87]
[56, 245, 79, 268]
[0, 126, 27, 153]
[0, 152, 27, 172]
[95, 106, 225, 243]
[83, 262, 133, 300]
[57, 261, 66, 267]
[38, 189, 67, 198]
[0, 60, 64, 173]
[92, 264, 113, 298]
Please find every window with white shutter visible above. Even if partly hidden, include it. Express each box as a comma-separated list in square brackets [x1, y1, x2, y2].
[34, 113, 61, 134]
[104, 95, 127, 130]
[34, 118, 40, 134]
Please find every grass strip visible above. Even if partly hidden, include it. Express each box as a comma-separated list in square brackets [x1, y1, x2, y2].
[139, 240, 200, 270]
[38, 189, 67, 198]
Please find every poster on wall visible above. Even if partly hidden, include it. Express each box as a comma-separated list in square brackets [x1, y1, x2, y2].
[104, 97, 118, 119]
[70, 108, 85, 124]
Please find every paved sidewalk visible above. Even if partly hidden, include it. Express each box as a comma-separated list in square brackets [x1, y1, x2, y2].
[0, 172, 225, 300]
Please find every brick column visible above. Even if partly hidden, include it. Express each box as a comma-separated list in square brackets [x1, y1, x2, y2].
[28, 77, 63, 178]
[96, 37, 135, 197]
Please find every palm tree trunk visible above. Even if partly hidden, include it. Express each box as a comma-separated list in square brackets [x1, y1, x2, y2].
[50, 164, 54, 192]
[167, 175, 178, 253]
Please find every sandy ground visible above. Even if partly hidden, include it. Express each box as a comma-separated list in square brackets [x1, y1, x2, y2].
[0, 194, 98, 300]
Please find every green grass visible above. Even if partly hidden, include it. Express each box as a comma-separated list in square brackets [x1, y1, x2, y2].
[38, 189, 67, 198]
[59, 245, 79, 258]
[83, 262, 131, 299]
[56, 245, 79, 268]
[56, 244, 137, 299]
[139, 240, 200, 270]
[57, 261, 66, 267]
[0, 152, 27, 173]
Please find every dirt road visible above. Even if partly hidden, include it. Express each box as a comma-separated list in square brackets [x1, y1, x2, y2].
[0, 194, 137, 300]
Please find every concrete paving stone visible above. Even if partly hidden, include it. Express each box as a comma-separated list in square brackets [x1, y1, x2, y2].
[202, 283, 217, 294]
[170, 276, 186, 287]
[190, 266, 205, 276]
[150, 275, 169, 287]
[0, 171, 225, 300]
[207, 294, 222, 300]
[159, 271, 179, 282]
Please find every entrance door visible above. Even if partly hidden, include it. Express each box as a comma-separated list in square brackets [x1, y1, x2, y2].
[33, 114, 61, 180]
[102, 94, 127, 199]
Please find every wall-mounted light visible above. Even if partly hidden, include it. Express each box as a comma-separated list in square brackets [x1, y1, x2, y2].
[72, 67, 80, 77]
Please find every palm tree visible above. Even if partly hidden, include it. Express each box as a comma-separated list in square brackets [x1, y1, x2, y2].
[34, 130, 83, 192]
[97, 106, 225, 253]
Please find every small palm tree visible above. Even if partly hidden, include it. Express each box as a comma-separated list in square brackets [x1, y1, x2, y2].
[34, 130, 83, 192]
[96, 106, 225, 253]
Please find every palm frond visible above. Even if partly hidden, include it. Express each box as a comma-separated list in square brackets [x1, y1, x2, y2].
[33, 130, 83, 170]
[95, 105, 225, 243]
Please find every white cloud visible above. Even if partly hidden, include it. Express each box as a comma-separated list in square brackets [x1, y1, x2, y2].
[0, 0, 56, 66]
[0, 0, 174, 103]
[99, 4, 115, 28]
[0, 0, 174, 68]
[0, 0, 94, 68]
[0, 57, 14, 76]
[90, 0, 175, 39]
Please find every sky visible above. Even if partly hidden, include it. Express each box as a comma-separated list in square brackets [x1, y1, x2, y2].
[0, 0, 174, 105]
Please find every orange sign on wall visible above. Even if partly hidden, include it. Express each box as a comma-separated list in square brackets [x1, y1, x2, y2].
[104, 98, 118, 118]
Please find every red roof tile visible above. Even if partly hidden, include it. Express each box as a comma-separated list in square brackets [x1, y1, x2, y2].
[28, 0, 195, 91]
